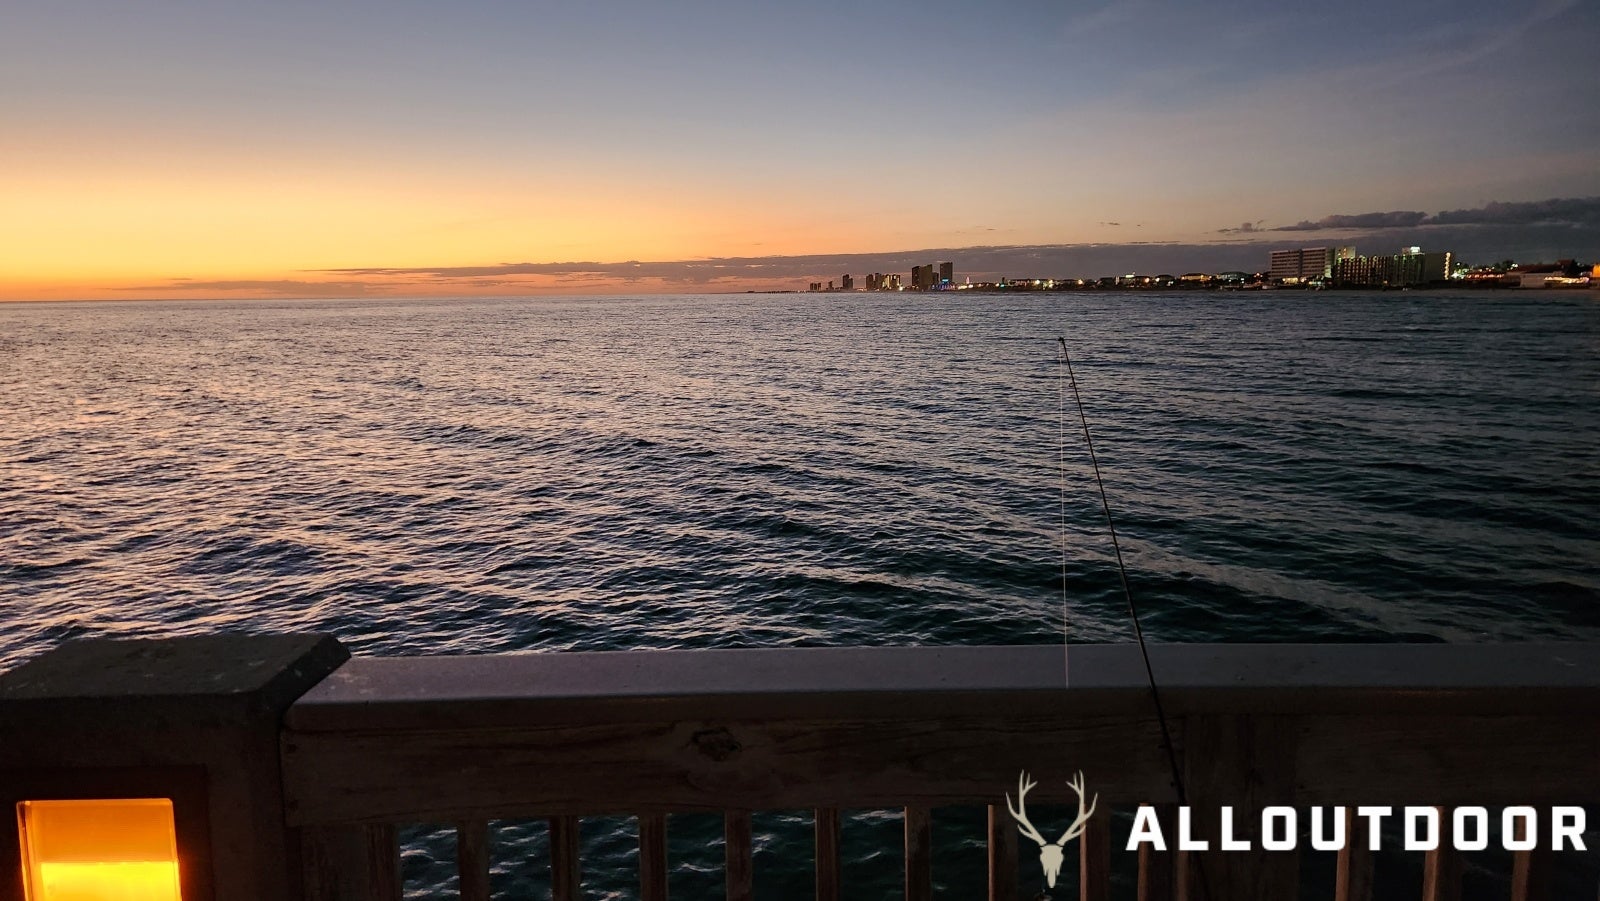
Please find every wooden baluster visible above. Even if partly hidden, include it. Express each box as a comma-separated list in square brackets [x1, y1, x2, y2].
[814, 807, 841, 901]
[1334, 808, 1373, 901]
[725, 810, 753, 901]
[639, 814, 668, 901]
[456, 820, 491, 901]
[549, 816, 581, 901]
[1420, 807, 1460, 901]
[299, 823, 402, 901]
[1137, 804, 1176, 901]
[1080, 802, 1112, 901]
[1510, 810, 1550, 901]
[904, 806, 932, 901]
[987, 804, 1018, 901]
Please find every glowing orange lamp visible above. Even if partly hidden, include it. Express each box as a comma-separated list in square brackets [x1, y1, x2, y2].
[2, 634, 350, 901]
[16, 798, 182, 901]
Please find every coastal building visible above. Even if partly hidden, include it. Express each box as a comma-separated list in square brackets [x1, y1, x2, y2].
[1503, 264, 1591, 288]
[938, 261, 953, 287]
[1332, 247, 1451, 287]
[1268, 247, 1353, 283]
[841, 274, 853, 290]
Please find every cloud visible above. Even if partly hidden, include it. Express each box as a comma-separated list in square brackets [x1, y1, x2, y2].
[1430, 196, 1600, 227]
[1277, 211, 1429, 232]
[130, 198, 1600, 299]
[1218, 220, 1265, 235]
[123, 279, 371, 296]
[1260, 197, 1600, 235]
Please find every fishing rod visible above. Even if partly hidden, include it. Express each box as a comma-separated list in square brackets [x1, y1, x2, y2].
[1056, 336, 1211, 900]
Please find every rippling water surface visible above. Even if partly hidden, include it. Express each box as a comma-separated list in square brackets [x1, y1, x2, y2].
[3, 290, 1598, 897]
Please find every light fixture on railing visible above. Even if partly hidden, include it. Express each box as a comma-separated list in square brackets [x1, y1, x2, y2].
[2, 769, 211, 901]
[1, 633, 351, 901]
[16, 799, 182, 901]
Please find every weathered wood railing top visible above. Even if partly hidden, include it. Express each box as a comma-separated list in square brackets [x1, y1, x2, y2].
[287, 642, 1600, 728]
[6, 639, 1600, 901]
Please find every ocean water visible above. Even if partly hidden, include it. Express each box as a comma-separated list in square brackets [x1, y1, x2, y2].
[2, 290, 1598, 898]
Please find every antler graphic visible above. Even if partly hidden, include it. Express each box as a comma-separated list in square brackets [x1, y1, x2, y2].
[1006, 770, 1099, 890]
[1053, 770, 1099, 846]
[1006, 772, 1049, 847]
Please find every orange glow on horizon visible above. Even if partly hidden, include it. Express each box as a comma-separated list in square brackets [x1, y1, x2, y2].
[0, 143, 909, 299]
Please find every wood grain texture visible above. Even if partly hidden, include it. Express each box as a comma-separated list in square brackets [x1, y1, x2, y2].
[1136, 804, 1175, 901]
[724, 810, 752, 901]
[814, 807, 840, 901]
[639, 814, 668, 901]
[1334, 807, 1373, 901]
[1080, 802, 1112, 901]
[1510, 811, 1551, 901]
[1295, 716, 1600, 804]
[285, 643, 1600, 733]
[1420, 807, 1461, 901]
[283, 713, 1175, 825]
[549, 816, 580, 901]
[1181, 715, 1300, 901]
[904, 806, 932, 901]
[298, 824, 400, 901]
[987, 804, 1018, 901]
[455, 820, 490, 901]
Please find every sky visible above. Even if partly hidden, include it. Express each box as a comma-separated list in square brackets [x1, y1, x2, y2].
[2, 0, 1597, 299]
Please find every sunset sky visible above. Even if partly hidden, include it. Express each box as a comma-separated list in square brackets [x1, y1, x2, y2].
[3, 0, 1597, 299]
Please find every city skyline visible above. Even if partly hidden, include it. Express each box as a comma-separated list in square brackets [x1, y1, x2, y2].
[3, 0, 1597, 300]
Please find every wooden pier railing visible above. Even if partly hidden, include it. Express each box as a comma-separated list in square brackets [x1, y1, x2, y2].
[278, 643, 1600, 901]
[4, 639, 1599, 900]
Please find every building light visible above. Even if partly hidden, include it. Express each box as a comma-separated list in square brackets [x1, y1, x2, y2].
[16, 799, 183, 901]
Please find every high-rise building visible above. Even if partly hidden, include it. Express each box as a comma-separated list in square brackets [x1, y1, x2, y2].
[1269, 247, 1337, 283]
[938, 261, 953, 286]
[1333, 248, 1451, 287]
[841, 274, 853, 290]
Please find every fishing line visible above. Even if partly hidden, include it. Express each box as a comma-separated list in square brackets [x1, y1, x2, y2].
[1055, 336, 1211, 899]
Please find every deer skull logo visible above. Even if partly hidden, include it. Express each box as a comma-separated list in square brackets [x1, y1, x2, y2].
[1006, 770, 1098, 889]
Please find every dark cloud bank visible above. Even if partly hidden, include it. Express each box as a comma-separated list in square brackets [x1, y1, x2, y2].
[141, 197, 1599, 295]
[332, 196, 1595, 286]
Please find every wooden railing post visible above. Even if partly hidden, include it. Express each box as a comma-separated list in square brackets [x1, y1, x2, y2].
[1334, 807, 1373, 901]
[904, 806, 932, 901]
[1137, 804, 1176, 901]
[987, 804, 1018, 901]
[814, 807, 841, 901]
[300, 824, 400, 901]
[550, 815, 581, 901]
[1420, 807, 1461, 901]
[1179, 714, 1300, 901]
[0, 634, 349, 901]
[724, 809, 752, 901]
[456, 820, 491, 901]
[1510, 812, 1550, 901]
[638, 814, 668, 901]
[1080, 802, 1112, 901]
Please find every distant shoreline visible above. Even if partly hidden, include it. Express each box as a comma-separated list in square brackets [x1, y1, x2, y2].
[3, 285, 1595, 305]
